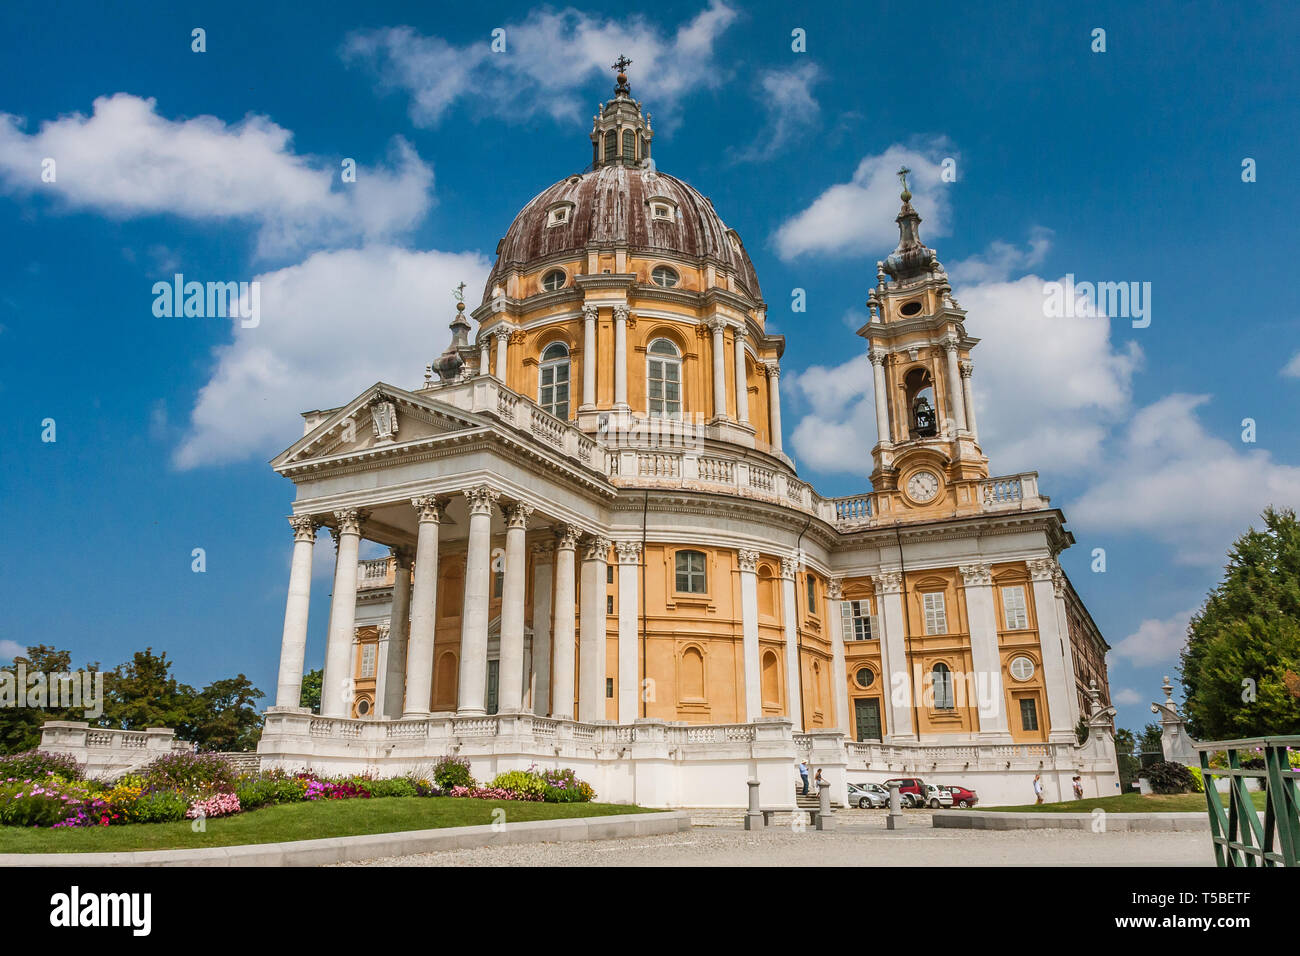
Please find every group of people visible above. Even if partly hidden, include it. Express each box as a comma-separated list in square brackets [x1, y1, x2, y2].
[1033, 773, 1086, 804]
[797, 759, 823, 794]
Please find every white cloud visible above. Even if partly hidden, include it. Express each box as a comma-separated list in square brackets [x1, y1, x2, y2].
[733, 62, 821, 162]
[773, 140, 955, 260]
[173, 245, 491, 469]
[948, 228, 1052, 284]
[0, 639, 23, 660]
[1112, 606, 1196, 666]
[787, 258, 1142, 478]
[344, 2, 739, 128]
[1111, 687, 1143, 707]
[0, 94, 433, 258]
[1069, 394, 1300, 566]
[1282, 351, 1300, 378]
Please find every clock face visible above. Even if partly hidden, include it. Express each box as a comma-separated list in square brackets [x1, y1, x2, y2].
[906, 470, 940, 503]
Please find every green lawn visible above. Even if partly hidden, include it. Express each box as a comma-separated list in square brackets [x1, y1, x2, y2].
[0, 797, 652, 854]
[986, 792, 1268, 813]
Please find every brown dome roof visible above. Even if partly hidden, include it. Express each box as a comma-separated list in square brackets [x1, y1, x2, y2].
[484, 163, 761, 304]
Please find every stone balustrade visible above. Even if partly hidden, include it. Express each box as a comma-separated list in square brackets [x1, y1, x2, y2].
[39, 721, 193, 780]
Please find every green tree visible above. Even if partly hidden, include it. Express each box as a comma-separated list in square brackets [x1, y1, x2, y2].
[1138, 721, 1163, 754]
[1115, 727, 1141, 793]
[1180, 507, 1300, 739]
[0, 645, 101, 754]
[300, 668, 322, 714]
[193, 675, 265, 751]
[103, 648, 203, 738]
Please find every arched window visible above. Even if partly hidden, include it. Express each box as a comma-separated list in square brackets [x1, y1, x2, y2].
[622, 129, 636, 161]
[604, 131, 617, 160]
[931, 663, 955, 710]
[651, 265, 679, 288]
[681, 647, 705, 699]
[434, 651, 458, 710]
[538, 342, 570, 419]
[757, 564, 777, 618]
[647, 338, 682, 419]
[761, 650, 780, 706]
[542, 269, 566, 292]
[675, 549, 706, 594]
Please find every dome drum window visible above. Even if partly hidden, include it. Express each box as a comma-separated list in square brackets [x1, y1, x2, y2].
[546, 202, 575, 228]
[541, 269, 567, 292]
[538, 342, 570, 420]
[647, 338, 682, 418]
[650, 265, 679, 288]
[900, 300, 924, 317]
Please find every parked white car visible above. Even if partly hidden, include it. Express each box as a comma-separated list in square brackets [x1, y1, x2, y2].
[924, 785, 955, 809]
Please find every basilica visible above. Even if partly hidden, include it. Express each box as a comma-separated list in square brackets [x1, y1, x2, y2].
[257, 65, 1120, 808]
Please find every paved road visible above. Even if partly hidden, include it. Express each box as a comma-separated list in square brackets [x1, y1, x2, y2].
[336, 816, 1215, 867]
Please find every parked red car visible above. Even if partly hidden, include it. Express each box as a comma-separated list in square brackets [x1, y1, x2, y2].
[941, 785, 979, 808]
[881, 777, 927, 808]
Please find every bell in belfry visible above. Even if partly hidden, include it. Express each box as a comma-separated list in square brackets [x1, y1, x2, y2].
[912, 395, 937, 437]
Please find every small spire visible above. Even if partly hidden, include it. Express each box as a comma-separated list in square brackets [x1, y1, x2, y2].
[432, 283, 471, 382]
[612, 54, 633, 96]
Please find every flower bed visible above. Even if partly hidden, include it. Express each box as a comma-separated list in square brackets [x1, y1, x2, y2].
[0, 750, 596, 829]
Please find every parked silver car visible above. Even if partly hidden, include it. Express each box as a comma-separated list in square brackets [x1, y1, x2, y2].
[847, 781, 889, 809]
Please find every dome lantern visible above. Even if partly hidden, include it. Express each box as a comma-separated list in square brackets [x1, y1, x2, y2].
[590, 54, 653, 169]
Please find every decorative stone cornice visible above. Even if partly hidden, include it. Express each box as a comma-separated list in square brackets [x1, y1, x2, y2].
[411, 496, 447, 523]
[463, 485, 500, 517]
[555, 525, 582, 550]
[874, 570, 903, 594]
[506, 502, 535, 530]
[333, 509, 368, 536]
[827, 576, 844, 600]
[582, 535, 612, 561]
[779, 555, 800, 579]
[737, 548, 760, 572]
[288, 514, 320, 543]
[615, 540, 642, 564]
[959, 563, 993, 587]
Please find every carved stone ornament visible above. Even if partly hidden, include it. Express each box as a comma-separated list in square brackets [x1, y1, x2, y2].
[555, 525, 582, 550]
[874, 570, 904, 594]
[737, 549, 760, 573]
[582, 535, 612, 561]
[615, 540, 643, 564]
[463, 486, 500, 516]
[411, 496, 446, 523]
[959, 563, 993, 587]
[288, 514, 320, 543]
[369, 397, 399, 442]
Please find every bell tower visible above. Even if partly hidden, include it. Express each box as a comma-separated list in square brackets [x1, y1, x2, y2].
[857, 168, 987, 504]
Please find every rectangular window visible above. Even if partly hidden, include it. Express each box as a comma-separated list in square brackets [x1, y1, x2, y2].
[493, 569, 504, 599]
[607, 594, 614, 614]
[606, 677, 614, 699]
[675, 550, 707, 594]
[360, 643, 376, 679]
[840, 600, 875, 640]
[1019, 697, 1039, 732]
[487, 660, 499, 715]
[1002, 585, 1029, 630]
[607, 565, 614, 584]
[806, 575, 817, 613]
[539, 363, 570, 419]
[923, 592, 947, 635]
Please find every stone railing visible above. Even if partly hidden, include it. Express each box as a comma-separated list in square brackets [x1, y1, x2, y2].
[841, 738, 1081, 772]
[39, 721, 192, 780]
[357, 557, 394, 589]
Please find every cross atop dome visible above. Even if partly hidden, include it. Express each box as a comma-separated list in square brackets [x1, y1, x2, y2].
[612, 54, 633, 96]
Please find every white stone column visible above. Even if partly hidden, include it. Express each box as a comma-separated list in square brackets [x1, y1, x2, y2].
[457, 486, 499, 716]
[780, 556, 803, 732]
[581, 304, 597, 410]
[733, 326, 750, 425]
[530, 542, 554, 716]
[321, 509, 367, 718]
[274, 515, 319, 708]
[766, 364, 784, 453]
[380, 547, 413, 717]
[827, 577, 850, 734]
[613, 305, 629, 410]
[478, 337, 490, 376]
[960, 359, 979, 442]
[869, 349, 891, 446]
[960, 563, 1010, 739]
[615, 541, 641, 722]
[404, 498, 444, 717]
[738, 549, 761, 721]
[944, 337, 967, 432]
[709, 318, 728, 420]
[373, 624, 391, 718]
[579, 535, 611, 722]
[550, 526, 579, 719]
[498, 502, 532, 713]
[494, 328, 510, 382]
[1029, 557, 1076, 742]
[875, 571, 914, 739]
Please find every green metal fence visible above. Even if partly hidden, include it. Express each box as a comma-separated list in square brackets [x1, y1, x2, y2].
[1196, 736, 1300, 867]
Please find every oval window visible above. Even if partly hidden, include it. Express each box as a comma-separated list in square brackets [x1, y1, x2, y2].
[900, 300, 923, 317]
[651, 265, 679, 288]
[1010, 656, 1036, 681]
[855, 667, 875, 689]
[542, 269, 566, 292]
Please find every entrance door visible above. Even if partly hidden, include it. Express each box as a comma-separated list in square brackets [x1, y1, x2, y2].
[486, 660, 499, 715]
[854, 698, 882, 741]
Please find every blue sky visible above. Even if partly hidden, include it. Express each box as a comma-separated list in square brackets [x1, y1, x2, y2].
[1, 0, 1297, 734]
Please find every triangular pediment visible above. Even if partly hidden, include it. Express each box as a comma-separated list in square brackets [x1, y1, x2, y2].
[272, 382, 485, 468]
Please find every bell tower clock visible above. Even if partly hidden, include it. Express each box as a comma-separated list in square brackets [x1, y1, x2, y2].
[857, 168, 989, 502]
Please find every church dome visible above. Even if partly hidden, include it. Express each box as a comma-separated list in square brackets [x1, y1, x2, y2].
[485, 164, 761, 304]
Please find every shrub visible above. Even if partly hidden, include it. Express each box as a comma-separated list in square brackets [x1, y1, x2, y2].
[0, 777, 83, 827]
[368, 777, 419, 799]
[489, 770, 547, 801]
[0, 750, 84, 781]
[187, 792, 241, 820]
[235, 777, 280, 811]
[141, 752, 237, 796]
[130, 790, 189, 823]
[432, 755, 475, 792]
[1146, 761, 1197, 794]
[536, 767, 596, 803]
[1186, 765, 1206, 794]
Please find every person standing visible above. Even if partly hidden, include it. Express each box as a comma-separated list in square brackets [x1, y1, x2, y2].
[1033, 773, 1044, 805]
[1072, 775, 1084, 800]
[814, 768, 825, 791]
[798, 759, 810, 795]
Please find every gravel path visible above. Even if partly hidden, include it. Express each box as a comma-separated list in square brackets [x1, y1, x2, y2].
[334, 815, 1214, 867]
